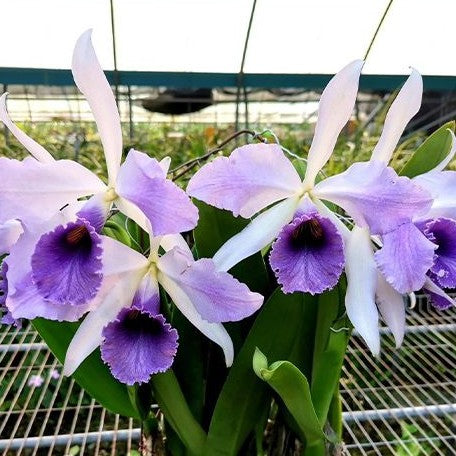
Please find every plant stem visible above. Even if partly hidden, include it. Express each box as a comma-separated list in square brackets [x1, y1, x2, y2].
[150, 371, 206, 455]
[327, 390, 343, 441]
[303, 439, 326, 456]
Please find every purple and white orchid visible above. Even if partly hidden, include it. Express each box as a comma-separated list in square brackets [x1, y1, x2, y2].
[59, 229, 263, 384]
[187, 63, 436, 355]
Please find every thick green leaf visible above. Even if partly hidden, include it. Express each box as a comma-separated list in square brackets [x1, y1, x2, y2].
[171, 306, 205, 423]
[102, 220, 132, 247]
[32, 318, 140, 419]
[327, 390, 343, 441]
[292, 158, 307, 179]
[400, 121, 455, 177]
[193, 200, 269, 294]
[204, 289, 318, 456]
[253, 349, 325, 445]
[311, 285, 349, 424]
[150, 370, 206, 456]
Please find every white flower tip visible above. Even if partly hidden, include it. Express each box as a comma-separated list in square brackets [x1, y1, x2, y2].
[350, 59, 365, 71]
[394, 334, 404, 350]
[159, 156, 172, 174]
[339, 60, 364, 81]
[407, 292, 416, 309]
[407, 67, 423, 91]
[73, 29, 95, 70]
[366, 333, 381, 357]
[224, 346, 234, 367]
[78, 28, 93, 43]
[62, 359, 76, 377]
[0, 92, 10, 120]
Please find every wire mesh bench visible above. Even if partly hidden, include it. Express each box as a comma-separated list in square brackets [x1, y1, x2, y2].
[1, 295, 455, 455]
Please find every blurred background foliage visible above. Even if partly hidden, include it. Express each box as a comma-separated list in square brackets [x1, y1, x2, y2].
[0, 110, 443, 186]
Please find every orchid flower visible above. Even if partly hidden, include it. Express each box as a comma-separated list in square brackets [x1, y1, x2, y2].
[187, 63, 434, 355]
[58, 227, 263, 384]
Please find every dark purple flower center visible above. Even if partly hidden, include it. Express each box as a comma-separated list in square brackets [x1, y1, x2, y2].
[290, 219, 325, 249]
[122, 309, 165, 335]
[31, 219, 103, 306]
[62, 224, 92, 253]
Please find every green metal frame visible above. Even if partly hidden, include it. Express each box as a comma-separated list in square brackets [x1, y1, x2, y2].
[1, 67, 456, 91]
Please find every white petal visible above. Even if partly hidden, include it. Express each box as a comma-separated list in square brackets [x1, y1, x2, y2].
[72, 30, 122, 185]
[187, 143, 302, 218]
[159, 156, 172, 174]
[0, 219, 23, 255]
[413, 170, 456, 220]
[158, 272, 234, 366]
[345, 226, 380, 355]
[63, 269, 144, 376]
[0, 157, 106, 224]
[376, 272, 406, 348]
[213, 196, 299, 272]
[303, 60, 363, 187]
[0, 93, 54, 163]
[115, 196, 149, 232]
[101, 235, 149, 276]
[371, 69, 423, 164]
[160, 234, 193, 258]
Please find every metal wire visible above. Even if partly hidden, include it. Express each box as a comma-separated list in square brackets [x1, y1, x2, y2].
[342, 297, 456, 455]
[1, 296, 455, 455]
[0, 325, 139, 455]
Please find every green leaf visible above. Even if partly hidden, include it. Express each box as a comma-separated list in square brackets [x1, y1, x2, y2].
[311, 284, 349, 424]
[253, 348, 325, 445]
[400, 121, 455, 177]
[102, 220, 132, 247]
[292, 158, 307, 180]
[204, 289, 318, 456]
[150, 370, 206, 456]
[171, 306, 205, 423]
[327, 390, 343, 441]
[32, 318, 140, 419]
[193, 200, 269, 294]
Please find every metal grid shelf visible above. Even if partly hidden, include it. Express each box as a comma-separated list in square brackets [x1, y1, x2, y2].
[1, 296, 455, 455]
[0, 325, 139, 455]
[342, 297, 456, 455]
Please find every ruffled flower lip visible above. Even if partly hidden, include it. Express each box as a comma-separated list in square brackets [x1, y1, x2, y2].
[31, 218, 103, 306]
[100, 305, 179, 385]
[269, 210, 345, 295]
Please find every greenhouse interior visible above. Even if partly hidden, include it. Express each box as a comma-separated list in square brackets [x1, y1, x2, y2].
[1, 1, 456, 455]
